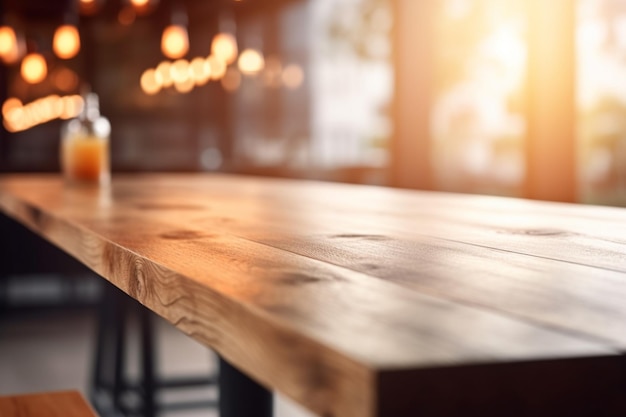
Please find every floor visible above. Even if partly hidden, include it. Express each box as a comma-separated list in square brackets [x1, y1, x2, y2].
[0, 275, 314, 417]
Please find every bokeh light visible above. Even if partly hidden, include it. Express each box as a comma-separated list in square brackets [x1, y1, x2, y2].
[79, 0, 102, 16]
[53, 25, 81, 59]
[52, 67, 79, 92]
[140, 68, 162, 95]
[207, 55, 227, 80]
[156, 61, 173, 87]
[282, 64, 304, 90]
[118, 6, 136, 26]
[21, 53, 47, 84]
[170, 59, 190, 83]
[174, 77, 194, 93]
[238, 48, 264, 76]
[211, 33, 238, 65]
[161, 25, 189, 59]
[2, 94, 83, 132]
[190, 57, 211, 85]
[130, 0, 157, 15]
[0, 26, 17, 58]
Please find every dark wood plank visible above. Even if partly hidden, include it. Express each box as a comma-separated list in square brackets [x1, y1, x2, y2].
[1, 174, 625, 417]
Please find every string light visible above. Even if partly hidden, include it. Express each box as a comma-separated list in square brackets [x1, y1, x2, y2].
[53, 25, 81, 59]
[190, 57, 211, 85]
[207, 55, 226, 80]
[156, 61, 173, 87]
[170, 59, 190, 83]
[238, 48, 264, 76]
[211, 33, 238, 65]
[140, 68, 161, 95]
[2, 95, 83, 132]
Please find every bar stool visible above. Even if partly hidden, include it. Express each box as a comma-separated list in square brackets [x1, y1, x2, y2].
[90, 282, 218, 417]
[0, 391, 98, 417]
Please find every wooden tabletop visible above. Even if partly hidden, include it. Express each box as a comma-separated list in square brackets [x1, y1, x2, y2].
[1, 174, 626, 417]
[0, 391, 97, 417]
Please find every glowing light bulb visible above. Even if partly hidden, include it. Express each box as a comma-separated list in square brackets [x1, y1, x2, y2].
[170, 59, 190, 83]
[156, 61, 173, 87]
[53, 25, 81, 59]
[140, 68, 161, 95]
[79, 0, 101, 16]
[0, 26, 17, 57]
[206, 55, 226, 80]
[190, 57, 211, 85]
[21, 53, 47, 84]
[211, 33, 238, 65]
[130, 0, 157, 15]
[238, 49, 264, 76]
[2, 97, 22, 118]
[174, 77, 194, 93]
[161, 25, 189, 59]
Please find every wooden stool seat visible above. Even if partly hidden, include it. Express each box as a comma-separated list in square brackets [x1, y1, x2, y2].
[0, 391, 97, 417]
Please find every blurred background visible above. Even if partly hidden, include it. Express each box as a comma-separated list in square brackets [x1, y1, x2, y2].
[1, 0, 625, 205]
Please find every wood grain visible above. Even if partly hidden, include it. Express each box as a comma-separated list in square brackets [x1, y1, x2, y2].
[0, 391, 97, 417]
[1, 174, 626, 417]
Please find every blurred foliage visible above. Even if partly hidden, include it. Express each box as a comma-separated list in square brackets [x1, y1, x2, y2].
[326, 0, 391, 60]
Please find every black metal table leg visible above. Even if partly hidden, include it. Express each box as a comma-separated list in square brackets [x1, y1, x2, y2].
[219, 357, 273, 417]
[112, 288, 127, 413]
[140, 304, 156, 417]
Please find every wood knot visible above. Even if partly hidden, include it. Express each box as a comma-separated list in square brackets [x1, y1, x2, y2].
[331, 234, 388, 241]
[135, 203, 205, 211]
[277, 272, 343, 285]
[27, 206, 44, 228]
[129, 258, 148, 301]
[498, 228, 572, 237]
[159, 230, 211, 240]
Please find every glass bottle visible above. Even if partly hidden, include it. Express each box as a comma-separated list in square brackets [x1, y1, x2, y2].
[60, 92, 111, 186]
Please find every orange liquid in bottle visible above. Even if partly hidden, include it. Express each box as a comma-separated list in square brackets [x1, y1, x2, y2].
[62, 135, 109, 184]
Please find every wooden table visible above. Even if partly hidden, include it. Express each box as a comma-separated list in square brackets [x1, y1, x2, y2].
[1, 173, 626, 417]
